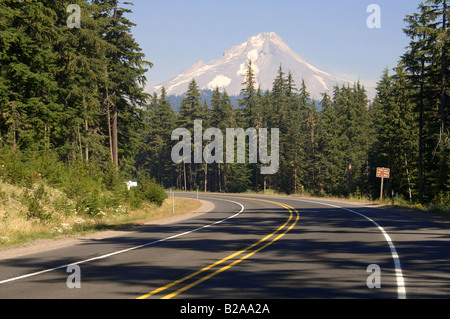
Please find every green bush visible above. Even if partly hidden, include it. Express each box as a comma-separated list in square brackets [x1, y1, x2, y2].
[126, 177, 167, 208]
[433, 191, 450, 208]
[0, 148, 33, 187]
[140, 178, 168, 207]
[126, 187, 144, 209]
[52, 193, 74, 215]
[21, 184, 52, 221]
[75, 188, 102, 217]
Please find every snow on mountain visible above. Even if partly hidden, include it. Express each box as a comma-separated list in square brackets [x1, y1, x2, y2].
[146, 32, 376, 101]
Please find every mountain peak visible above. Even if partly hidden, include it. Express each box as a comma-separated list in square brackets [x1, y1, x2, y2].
[147, 33, 375, 100]
[248, 32, 280, 42]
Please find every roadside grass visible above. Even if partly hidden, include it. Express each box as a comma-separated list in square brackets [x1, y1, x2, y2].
[0, 181, 201, 249]
[241, 188, 450, 215]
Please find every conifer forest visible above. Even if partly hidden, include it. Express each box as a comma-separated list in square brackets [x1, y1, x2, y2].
[0, 0, 448, 211]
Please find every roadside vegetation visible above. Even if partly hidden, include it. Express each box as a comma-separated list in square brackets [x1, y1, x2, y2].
[241, 188, 450, 215]
[0, 148, 201, 249]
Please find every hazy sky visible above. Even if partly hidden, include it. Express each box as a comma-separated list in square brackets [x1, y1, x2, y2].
[128, 0, 422, 90]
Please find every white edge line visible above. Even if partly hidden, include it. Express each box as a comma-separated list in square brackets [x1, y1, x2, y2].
[288, 197, 407, 300]
[0, 198, 245, 286]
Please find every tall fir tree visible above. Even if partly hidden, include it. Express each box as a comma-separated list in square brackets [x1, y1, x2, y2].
[93, 0, 151, 171]
[403, 0, 450, 202]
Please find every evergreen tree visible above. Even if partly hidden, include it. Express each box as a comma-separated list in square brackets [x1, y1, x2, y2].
[283, 77, 306, 194]
[370, 65, 419, 202]
[238, 60, 261, 191]
[93, 0, 151, 171]
[402, 0, 450, 202]
[238, 59, 258, 127]
[209, 88, 234, 192]
[332, 83, 371, 196]
[0, 0, 61, 151]
[316, 92, 339, 195]
[136, 88, 176, 187]
[177, 79, 204, 191]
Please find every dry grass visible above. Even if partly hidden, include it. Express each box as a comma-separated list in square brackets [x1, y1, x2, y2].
[0, 181, 201, 248]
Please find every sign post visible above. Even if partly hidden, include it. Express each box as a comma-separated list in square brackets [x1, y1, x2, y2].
[376, 168, 390, 201]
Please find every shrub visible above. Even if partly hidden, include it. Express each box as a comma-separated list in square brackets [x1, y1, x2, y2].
[0, 148, 33, 187]
[126, 187, 144, 209]
[433, 191, 450, 208]
[22, 184, 51, 221]
[52, 193, 74, 215]
[127, 177, 167, 208]
[140, 178, 168, 207]
[75, 188, 102, 217]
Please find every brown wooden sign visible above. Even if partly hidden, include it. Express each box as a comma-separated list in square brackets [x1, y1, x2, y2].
[376, 167, 390, 179]
[377, 167, 390, 201]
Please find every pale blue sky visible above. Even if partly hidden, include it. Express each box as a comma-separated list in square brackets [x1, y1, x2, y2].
[128, 0, 422, 90]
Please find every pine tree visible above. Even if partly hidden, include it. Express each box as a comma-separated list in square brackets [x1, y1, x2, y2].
[239, 59, 258, 127]
[209, 88, 234, 192]
[93, 0, 152, 171]
[333, 83, 371, 196]
[136, 88, 176, 187]
[176, 79, 205, 191]
[370, 65, 419, 202]
[271, 65, 289, 131]
[316, 92, 338, 195]
[224, 105, 251, 193]
[269, 66, 291, 193]
[53, 1, 115, 164]
[402, 0, 450, 202]
[178, 79, 202, 129]
[283, 77, 306, 194]
[0, 0, 62, 152]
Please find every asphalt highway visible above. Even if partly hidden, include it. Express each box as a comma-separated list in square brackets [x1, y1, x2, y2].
[0, 193, 449, 300]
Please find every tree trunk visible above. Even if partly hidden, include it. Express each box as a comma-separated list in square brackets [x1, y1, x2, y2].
[438, 1, 447, 190]
[440, 0, 447, 137]
[419, 60, 424, 204]
[85, 117, 89, 163]
[111, 0, 119, 171]
[204, 163, 208, 193]
[112, 105, 119, 170]
[347, 162, 353, 196]
[77, 124, 82, 161]
[83, 95, 89, 163]
[405, 153, 413, 203]
[104, 65, 113, 164]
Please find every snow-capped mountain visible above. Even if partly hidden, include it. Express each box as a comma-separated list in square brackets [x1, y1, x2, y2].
[146, 32, 375, 101]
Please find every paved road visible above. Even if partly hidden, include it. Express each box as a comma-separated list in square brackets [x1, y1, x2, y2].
[0, 193, 449, 300]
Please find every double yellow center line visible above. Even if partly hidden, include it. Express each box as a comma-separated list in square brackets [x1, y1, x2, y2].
[137, 197, 300, 300]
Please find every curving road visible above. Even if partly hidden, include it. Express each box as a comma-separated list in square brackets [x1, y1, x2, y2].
[0, 193, 449, 300]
